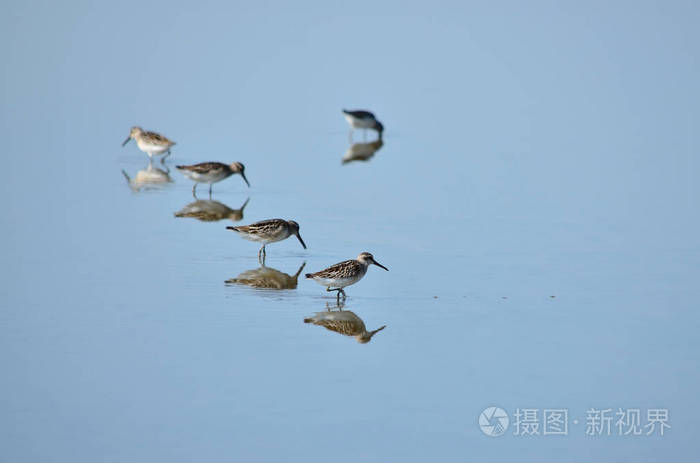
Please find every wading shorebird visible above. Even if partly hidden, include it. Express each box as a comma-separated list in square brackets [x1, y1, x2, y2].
[306, 252, 388, 300]
[342, 109, 384, 141]
[176, 162, 249, 197]
[226, 219, 306, 263]
[122, 126, 176, 162]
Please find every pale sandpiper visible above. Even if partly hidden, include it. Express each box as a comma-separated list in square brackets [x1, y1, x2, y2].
[305, 252, 388, 300]
[226, 218, 306, 263]
[176, 162, 249, 197]
[122, 126, 176, 162]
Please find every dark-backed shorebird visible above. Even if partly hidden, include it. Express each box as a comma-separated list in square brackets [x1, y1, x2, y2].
[342, 109, 384, 141]
[176, 162, 249, 197]
[226, 219, 306, 263]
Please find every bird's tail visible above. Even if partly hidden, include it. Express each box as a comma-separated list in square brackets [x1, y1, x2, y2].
[305, 273, 313, 279]
[303, 318, 313, 323]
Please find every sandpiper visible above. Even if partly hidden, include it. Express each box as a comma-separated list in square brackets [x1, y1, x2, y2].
[176, 162, 249, 197]
[122, 126, 176, 161]
[226, 219, 306, 262]
[305, 252, 388, 300]
[342, 109, 384, 141]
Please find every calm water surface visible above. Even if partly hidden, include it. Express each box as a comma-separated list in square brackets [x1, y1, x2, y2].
[2, 1, 699, 461]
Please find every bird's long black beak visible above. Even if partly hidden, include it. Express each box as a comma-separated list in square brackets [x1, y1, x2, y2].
[240, 171, 250, 187]
[372, 259, 389, 271]
[122, 136, 131, 147]
[295, 233, 307, 249]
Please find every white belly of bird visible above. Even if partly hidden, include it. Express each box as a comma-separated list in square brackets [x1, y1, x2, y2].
[137, 140, 169, 155]
[184, 171, 229, 184]
[239, 230, 289, 244]
[344, 114, 375, 129]
[316, 274, 364, 288]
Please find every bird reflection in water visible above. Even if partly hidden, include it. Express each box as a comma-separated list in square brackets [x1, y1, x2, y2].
[225, 262, 306, 290]
[175, 198, 249, 223]
[304, 301, 386, 344]
[121, 161, 173, 192]
[342, 139, 383, 164]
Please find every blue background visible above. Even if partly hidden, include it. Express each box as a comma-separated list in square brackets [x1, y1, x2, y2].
[1, 1, 699, 461]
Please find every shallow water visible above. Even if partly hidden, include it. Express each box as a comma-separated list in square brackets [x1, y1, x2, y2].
[2, 1, 700, 461]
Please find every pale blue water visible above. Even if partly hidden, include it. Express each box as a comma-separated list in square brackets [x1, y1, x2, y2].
[2, 1, 699, 461]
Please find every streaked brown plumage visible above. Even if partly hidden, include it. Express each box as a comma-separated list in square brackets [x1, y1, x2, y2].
[305, 252, 388, 300]
[307, 259, 365, 280]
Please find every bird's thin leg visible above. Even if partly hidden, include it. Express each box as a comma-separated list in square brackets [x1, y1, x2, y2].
[161, 150, 171, 163]
[340, 288, 347, 300]
[209, 184, 213, 197]
[192, 183, 198, 198]
[325, 287, 344, 303]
